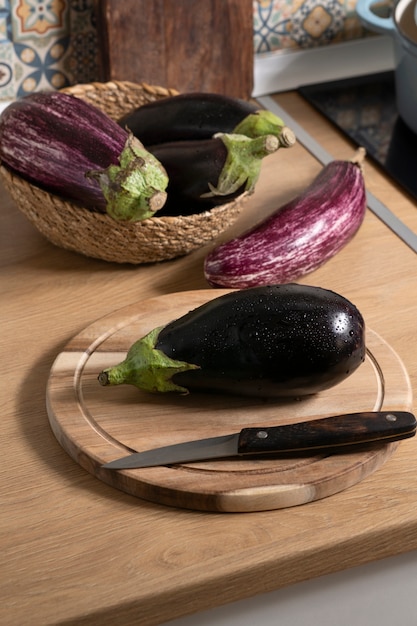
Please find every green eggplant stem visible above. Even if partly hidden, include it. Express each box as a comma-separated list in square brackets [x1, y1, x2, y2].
[98, 326, 199, 394]
[86, 134, 168, 222]
[233, 110, 296, 146]
[350, 146, 366, 170]
[201, 132, 281, 199]
[278, 126, 296, 148]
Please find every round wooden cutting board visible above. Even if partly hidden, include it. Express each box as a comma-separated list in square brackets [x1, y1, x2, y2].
[46, 290, 412, 512]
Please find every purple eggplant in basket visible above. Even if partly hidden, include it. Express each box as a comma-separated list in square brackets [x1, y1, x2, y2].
[0, 91, 168, 221]
[149, 132, 293, 215]
[204, 149, 367, 288]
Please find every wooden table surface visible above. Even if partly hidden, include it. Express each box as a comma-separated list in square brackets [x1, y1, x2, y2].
[2, 91, 417, 626]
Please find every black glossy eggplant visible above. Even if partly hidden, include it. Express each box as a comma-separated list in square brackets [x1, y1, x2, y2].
[148, 132, 284, 215]
[118, 92, 289, 145]
[98, 284, 366, 398]
[0, 91, 168, 221]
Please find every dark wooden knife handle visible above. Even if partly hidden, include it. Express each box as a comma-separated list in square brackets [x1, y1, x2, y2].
[237, 411, 417, 455]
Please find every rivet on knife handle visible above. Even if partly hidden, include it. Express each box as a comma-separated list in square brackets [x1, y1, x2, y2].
[237, 411, 417, 454]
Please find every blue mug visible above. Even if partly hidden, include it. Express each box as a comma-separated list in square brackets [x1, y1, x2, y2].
[356, 0, 417, 134]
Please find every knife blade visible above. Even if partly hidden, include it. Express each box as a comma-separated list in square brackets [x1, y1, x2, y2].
[102, 411, 416, 470]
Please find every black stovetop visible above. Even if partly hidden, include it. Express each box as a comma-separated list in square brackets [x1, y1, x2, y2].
[299, 72, 417, 202]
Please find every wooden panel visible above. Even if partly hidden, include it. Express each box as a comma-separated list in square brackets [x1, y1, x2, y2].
[95, 0, 254, 98]
[46, 290, 412, 512]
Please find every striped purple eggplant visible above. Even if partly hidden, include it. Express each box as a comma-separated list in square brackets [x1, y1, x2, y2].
[0, 91, 168, 221]
[204, 149, 367, 288]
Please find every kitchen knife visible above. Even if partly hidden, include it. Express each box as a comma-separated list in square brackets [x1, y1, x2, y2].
[102, 411, 416, 470]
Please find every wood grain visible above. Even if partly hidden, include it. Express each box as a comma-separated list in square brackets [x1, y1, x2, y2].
[3, 91, 417, 625]
[95, 0, 254, 98]
[46, 290, 412, 512]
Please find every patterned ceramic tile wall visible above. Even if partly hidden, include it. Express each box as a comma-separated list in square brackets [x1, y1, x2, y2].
[0, 0, 98, 101]
[254, 0, 368, 53]
[0, 0, 368, 102]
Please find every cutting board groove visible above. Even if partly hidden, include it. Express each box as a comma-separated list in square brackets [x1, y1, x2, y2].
[47, 290, 412, 512]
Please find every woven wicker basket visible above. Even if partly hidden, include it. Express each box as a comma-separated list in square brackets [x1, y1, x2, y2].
[0, 81, 248, 264]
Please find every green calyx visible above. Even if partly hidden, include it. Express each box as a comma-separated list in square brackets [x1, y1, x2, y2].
[233, 110, 285, 140]
[233, 111, 296, 148]
[202, 132, 280, 199]
[97, 326, 199, 394]
[87, 134, 168, 222]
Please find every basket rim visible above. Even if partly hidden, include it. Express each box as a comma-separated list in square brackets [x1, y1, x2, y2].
[61, 79, 180, 99]
[0, 164, 249, 227]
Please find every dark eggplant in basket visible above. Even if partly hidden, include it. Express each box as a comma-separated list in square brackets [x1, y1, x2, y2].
[0, 91, 168, 221]
[118, 92, 292, 145]
[98, 284, 366, 398]
[149, 132, 290, 215]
